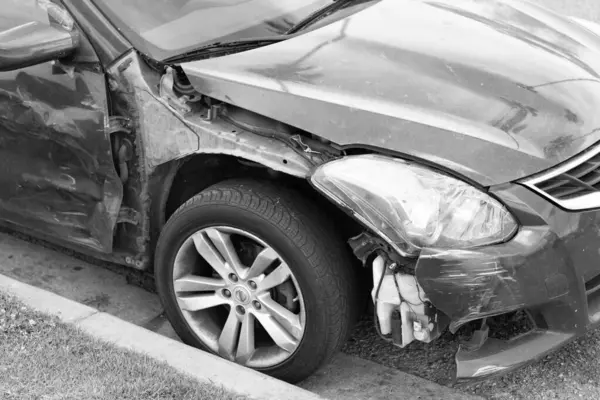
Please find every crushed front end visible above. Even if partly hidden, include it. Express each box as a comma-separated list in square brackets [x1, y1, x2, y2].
[310, 151, 600, 382]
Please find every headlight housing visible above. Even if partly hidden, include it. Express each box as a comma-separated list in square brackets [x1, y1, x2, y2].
[311, 155, 518, 257]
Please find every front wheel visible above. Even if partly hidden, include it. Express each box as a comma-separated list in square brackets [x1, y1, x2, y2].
[154, 179, 358, 383]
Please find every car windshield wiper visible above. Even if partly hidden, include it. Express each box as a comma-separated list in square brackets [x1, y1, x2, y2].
[286, 0, 356, 35]
[164, 37, 286, 63]
[164, 0, 357, 63]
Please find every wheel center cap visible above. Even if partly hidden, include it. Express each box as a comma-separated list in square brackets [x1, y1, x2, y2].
[233, 286, 251, 305]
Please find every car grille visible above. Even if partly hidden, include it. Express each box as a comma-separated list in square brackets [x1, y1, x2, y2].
[521, 143, 600, 211]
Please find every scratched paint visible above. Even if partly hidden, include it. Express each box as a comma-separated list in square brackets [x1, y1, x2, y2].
[0, 27, 122, 253]
[109, 52, 320, 176]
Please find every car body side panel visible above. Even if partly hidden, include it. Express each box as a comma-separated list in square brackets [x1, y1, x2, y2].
[0, 4, 122, 253]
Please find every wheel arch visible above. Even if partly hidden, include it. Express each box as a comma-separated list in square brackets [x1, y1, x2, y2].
[153, 177, 362, 382]
[149, 152, 365, 260]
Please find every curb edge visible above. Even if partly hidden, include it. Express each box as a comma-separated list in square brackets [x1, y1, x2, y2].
[0, 274, 325, 400]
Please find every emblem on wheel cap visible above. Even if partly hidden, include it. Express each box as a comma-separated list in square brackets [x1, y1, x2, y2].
[233, 287, 251, 304]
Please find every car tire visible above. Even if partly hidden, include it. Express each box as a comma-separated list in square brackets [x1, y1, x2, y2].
[155, 178, 358, 383]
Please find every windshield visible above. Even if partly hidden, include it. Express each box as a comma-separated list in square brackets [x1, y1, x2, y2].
[93, 0, 336, 61]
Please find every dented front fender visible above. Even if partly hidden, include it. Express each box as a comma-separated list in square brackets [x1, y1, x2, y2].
[108, 51, 320, 178]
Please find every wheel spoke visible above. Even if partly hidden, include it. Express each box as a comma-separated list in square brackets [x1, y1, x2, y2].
[260, 296, 303, 340]
[256, 264, 291, 292]
[176, 226, 307, 365]
[174, 275, 225, 293]
[236, 312, 255, 364]
[192, 231, 234, 279]
[177, 293, 227, 312]
[254, 310, 298, 353]
[245, 247, 280, 279]
[218, 309, 242, 361]
[205, 228, 245, 276]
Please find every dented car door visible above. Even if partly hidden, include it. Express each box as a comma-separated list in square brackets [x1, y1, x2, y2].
[0, 1, 122, 253]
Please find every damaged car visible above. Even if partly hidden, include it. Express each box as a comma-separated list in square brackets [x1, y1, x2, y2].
[4, 0, 600, 384]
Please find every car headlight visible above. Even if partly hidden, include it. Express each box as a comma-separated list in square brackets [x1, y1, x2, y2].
[310, 154, 518, 257]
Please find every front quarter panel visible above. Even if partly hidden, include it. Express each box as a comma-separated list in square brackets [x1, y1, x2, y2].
[105, 52, 322, 258]
[107, 52, 316, 176]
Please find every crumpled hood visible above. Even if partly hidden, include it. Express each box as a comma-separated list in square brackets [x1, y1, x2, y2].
[182, 0, 600, 186]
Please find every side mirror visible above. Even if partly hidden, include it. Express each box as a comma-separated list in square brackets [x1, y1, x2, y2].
[0, 21, 78, 72]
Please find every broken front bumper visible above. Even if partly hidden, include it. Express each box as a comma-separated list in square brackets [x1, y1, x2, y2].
[414, 183, 600, 381]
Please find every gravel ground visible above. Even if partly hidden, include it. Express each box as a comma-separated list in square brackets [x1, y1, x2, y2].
[342, 314, 600, 400]
[343, 316, 462, 385]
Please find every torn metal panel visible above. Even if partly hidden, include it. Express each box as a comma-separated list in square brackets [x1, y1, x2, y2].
[105, 51, 323, 264]
[415, 227, 579, 333]
[109, 51, 317, 177]
[455, 330, 573, 381]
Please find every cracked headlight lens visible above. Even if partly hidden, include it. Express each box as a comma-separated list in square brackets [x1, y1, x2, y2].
[311, 154, 518, 257]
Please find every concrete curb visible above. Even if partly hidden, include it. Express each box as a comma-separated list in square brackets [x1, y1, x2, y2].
[0, 274, 325, 400]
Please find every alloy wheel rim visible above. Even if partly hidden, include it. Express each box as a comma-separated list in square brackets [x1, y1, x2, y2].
[172, 226, 306, 368]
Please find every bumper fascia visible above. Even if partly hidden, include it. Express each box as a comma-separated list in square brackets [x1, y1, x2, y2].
[414, 183, 600, 381]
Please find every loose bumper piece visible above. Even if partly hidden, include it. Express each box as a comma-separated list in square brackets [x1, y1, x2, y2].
[415, 221, 600, 380]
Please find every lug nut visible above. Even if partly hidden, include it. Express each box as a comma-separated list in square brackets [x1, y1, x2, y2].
[229, 274, 238, 283]
[222, 289, 231, 298]
[236, 305, 246, 315]
[252, 301, 261, 310]
[248, 281, 257, 290]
